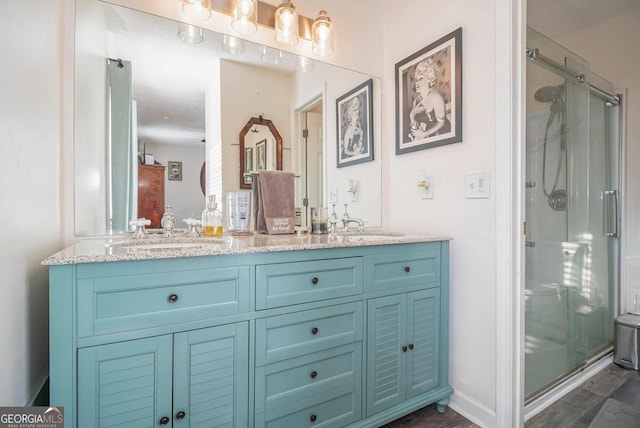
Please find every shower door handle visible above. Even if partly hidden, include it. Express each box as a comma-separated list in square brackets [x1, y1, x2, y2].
[602, 190, 618, 237]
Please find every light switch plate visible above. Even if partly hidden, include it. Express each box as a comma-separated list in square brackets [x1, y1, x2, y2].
[465, 173, 490, 199]
[328, 188, 338, 204]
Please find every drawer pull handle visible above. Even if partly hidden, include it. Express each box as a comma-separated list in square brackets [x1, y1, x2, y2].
[311, 370, 318, 378]
[311, 327, 319, 335]
[176, 411, 186, 420]
[408, 344, 414, 350]
[312, 277, 319, 284]
[168, 294, 179, 303]
[404, 266, 411, 273]
[159, 416, 170, 425]
[402, 346, 408, 352]
[310, 414, 317, 422]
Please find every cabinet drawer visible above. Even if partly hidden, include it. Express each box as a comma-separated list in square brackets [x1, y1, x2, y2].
[256, 343, 362, 415]
[256, 258, 363, 309]
[257, 389, 361, 428]
[77, 267, 250, 337]
[365, 249, 440, 292]
[256, 303, 363, 366]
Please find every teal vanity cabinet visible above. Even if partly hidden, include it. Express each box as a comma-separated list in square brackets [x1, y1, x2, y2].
[48, 239, 452, 428]
[49, 257, 251, 428]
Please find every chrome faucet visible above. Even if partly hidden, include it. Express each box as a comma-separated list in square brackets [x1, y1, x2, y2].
[161, 205, 177, 238]
[328, 204, 340, 235]
[129, 218, 151, 239]
[340, 204, 365, 233]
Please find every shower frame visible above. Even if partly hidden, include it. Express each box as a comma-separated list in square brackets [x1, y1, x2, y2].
[524, 28, 623, 404]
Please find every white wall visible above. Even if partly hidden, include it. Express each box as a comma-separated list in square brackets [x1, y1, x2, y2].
[382, 0, 498, 425]
[0, 2, 65, 405]
[555, 9, 640, 314]
[1, 0, 505, 420]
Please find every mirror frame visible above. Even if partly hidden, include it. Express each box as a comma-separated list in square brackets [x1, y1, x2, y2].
[239, 117, 283, 189]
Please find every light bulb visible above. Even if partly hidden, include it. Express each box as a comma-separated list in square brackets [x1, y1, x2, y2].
[235, 0, 254, 16]
[275, 2, 299, 46]
[231, 0, 258, 34]
[312, 10, 334, 56]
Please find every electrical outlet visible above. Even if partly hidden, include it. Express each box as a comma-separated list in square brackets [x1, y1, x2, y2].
[328, 188, 338, 204]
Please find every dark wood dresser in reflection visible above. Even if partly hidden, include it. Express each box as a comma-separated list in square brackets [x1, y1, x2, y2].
[138, 164, 165, 228]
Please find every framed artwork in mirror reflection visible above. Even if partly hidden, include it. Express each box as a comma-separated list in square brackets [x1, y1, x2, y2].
[395, 27, 462, 154]
[168, 161, 182, 181]
[336, 78, 374, 168]
[244, 147, 253, 185]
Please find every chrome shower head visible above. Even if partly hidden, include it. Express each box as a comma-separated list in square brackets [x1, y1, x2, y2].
[534, 85, 563, 103]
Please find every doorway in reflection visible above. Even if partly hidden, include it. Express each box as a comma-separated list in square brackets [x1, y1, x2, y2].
[296, 97, 324, 229]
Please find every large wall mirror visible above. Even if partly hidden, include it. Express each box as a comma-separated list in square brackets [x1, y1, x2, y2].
[74, 0, 382, 235]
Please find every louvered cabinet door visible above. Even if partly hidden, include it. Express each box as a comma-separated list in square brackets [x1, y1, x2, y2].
[366, 294, 406, 416]
[406, 289, 440, 398]
[173, 323, 249, 428]
[77, 335, 173, 428]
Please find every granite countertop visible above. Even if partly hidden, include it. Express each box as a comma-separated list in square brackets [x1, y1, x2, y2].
[42, 231, 452, 266]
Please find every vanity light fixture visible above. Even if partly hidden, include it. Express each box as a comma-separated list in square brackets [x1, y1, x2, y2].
[231, 0, 258, 34]
[221, 34, 245, 55]
[178, 0, 334, 57]
[177, 23, 204, 44]
[346, 179, 358, 202]
[311, 10, 334, 57]
[274, 1, 299, 46]
[180, 0, 211, 20]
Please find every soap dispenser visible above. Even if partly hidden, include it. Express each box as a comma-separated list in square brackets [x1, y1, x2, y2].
[201, 195, 223, 237]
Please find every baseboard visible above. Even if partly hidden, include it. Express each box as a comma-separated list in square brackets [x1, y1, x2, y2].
[449, 390, 496, 428]
[26, 372, 49, 407]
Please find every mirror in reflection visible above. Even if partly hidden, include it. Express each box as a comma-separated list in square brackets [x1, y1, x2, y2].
[74, 0, 382, 236]
[239, 116, 282, 189]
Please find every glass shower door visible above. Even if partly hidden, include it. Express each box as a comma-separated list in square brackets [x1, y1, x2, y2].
[525, 27, 618, 400]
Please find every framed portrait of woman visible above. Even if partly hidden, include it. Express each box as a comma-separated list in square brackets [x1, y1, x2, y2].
[336, 79, 374, 168]
[395, 27, 462, 154]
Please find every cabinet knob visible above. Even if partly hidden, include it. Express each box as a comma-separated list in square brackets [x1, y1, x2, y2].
[311, 327, 319, 335]
[159, 416, 170, 425]
[176, 411, 186, 420]
[404, 266, 411, 273]
[402, 346, 408, 352]
[310, 370, 318, 378]
[408, 344, 414, 350]
[168, 294, 179, 303]
[310, 414, 317, 422]
[312, 277, 319, 285]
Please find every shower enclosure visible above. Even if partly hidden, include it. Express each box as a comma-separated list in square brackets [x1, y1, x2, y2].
[524, 28, 621, 400]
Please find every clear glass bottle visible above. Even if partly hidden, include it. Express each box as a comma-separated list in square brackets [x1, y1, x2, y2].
[201, 195, 223, 237]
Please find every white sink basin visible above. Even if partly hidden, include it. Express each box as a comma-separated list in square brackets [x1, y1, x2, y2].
[343, 234, 404, 242]
[108, 241, 223, 253]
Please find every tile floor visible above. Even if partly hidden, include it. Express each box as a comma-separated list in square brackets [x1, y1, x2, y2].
[526, 363, 640, 428]
[385, 364, 640, 428]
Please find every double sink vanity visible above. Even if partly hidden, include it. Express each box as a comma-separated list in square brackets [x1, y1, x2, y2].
[45, 232, 453, 427]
